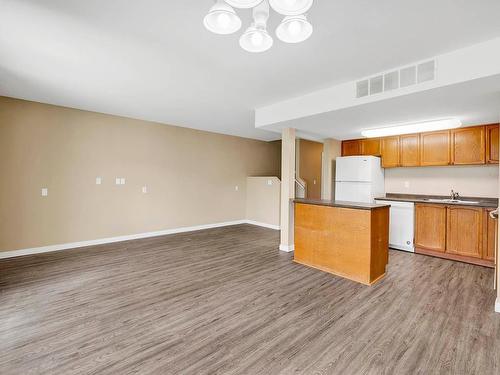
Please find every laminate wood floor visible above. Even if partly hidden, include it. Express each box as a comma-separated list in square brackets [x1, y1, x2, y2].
[1, 224, 499, 375]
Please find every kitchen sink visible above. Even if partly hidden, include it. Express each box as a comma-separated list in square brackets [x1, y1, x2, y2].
[423, 198, 479, 204]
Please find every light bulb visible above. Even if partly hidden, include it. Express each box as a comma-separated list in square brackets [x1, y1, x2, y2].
[287, 20, 302, 36]
[251, 32, 264, 46]
[285, 0, 297, 5]
[217, 13, 230, 29]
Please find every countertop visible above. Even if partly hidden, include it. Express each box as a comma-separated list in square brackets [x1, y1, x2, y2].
[375, 193, 498, 208]
[293, 198, 391, 210]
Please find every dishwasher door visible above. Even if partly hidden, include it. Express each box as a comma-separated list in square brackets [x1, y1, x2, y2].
[375, 200, 415, 252]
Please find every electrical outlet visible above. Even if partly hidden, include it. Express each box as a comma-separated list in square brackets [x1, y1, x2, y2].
[96, 177, 102, 185]
[235, 185, 239, 191]
[267, 179, 273, 186]
[313, 179, 317, 185]
[41, 188, 48, 197]
[142, 186, 148, 194]
[115, 178, 121, 185]
[404, 181, 410, 188]
[120, 178, 125, 185]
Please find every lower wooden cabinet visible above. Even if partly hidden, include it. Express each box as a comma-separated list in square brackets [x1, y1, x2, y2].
[415, 203, 495, 267]
[415, 204, 447, 252]
[483, 209, 497, 262]
[446, 206, 482, 258]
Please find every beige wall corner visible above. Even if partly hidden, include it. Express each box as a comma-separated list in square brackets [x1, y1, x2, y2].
[246, 177, 280, 228]
[321, 138, 342, 200]
[280, 128, 296, 252]
[0, 97, 281, 252]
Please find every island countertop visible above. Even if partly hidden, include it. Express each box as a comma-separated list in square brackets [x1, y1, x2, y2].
[293, 198, 391, 210]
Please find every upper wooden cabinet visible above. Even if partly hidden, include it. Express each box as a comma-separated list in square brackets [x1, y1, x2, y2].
[381, 136, 400, 168]
[361, 138, 381, 156]
[446, 206, 483, 259]
[451, 126, 485, 165]
[483, 209, 497, 262]
[415, 204, 447, 253]
[399, 134, 420, 167]
[342, 140, 361, 156]
[486, 124, 499, 164]
[420, 130, 451, 166]
[342, 124, 495, 166]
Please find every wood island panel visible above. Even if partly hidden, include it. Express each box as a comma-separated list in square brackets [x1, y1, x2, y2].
[294, 203, 389, 285]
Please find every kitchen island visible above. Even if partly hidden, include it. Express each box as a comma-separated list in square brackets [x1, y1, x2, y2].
[294, 198, 390, 285]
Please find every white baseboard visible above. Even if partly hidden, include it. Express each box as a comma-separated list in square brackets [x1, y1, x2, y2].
[245, 220, 280, 231]
[279, 244, 294, 252]
[0, 219, 280, 259]
[496, 298, 500, 313]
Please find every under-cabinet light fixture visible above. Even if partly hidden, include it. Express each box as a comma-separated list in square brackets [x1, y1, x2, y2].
[361, 118, 462, 138]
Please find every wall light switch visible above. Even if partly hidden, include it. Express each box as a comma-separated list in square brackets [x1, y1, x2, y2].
[142, 186, 148, 194]
[120, 178, 126, 185]
[267, 179, 273, 186]
[235, 185, 239, 191]
[96, 177, 102, 185]
[115, 178, 121, 185]
[41, 188, 48, 197]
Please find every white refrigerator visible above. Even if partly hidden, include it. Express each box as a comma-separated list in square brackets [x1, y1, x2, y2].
[335, 156, 385, 203]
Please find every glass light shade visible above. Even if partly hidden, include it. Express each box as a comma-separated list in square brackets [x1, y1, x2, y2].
[203, 0, 242, 35]
[269, 0, 313, 15]
[225, 0, 264, 8]
[239, 26, 273, 53]
[276, 15, 312, 43]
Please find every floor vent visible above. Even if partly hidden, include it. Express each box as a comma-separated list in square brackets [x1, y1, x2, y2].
[356, 60, 436, 98]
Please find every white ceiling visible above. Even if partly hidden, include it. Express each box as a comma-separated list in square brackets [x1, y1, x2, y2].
[1, 0, 500, 140]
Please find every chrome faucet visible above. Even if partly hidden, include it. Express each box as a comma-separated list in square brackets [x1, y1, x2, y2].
[450, 189, 460, 200]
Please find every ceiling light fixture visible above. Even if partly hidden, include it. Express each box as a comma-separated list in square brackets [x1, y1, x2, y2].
[276, 15, 312, 43]
[361, 118, 462, 138]
[203, 0, 242, 35]
[269, 0, 314, 16]
[203, 0, 314, 52]
[225, 0, 264, 8]
[239, 1, 273, 52]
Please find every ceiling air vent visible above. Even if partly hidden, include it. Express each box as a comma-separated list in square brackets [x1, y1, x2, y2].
[355, 59, 436, 99]
[356, 79, 369, 98]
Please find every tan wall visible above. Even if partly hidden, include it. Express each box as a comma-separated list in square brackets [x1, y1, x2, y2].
[0, 97, 281, 252]
[298, 139, 323, 199]
[246, 177, 280, 227]
[385, 165, 499, 198]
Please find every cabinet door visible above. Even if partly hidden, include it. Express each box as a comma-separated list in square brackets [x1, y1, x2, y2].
[361, 138, 381, 156]
[486, 124, 499, 164]
[420, 130, 451, 166]
[451, 126, 485, 165]
[415, 204, 447, 252]
[342, 140, 361, 156]
[400, 134, 420, 167]
[381, 136, 400, 168]
[446, 206, 483, 258]
[483, 209, 497, 261]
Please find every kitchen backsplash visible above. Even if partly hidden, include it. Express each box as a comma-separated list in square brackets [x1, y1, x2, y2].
[385, 165, 499, 198]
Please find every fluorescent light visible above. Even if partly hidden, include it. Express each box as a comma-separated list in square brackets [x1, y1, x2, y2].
[361, 118, 462, 138]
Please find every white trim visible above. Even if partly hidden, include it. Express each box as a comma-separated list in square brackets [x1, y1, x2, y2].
[0, 220, 281, 259]
[245, 220, 280, 230]
[279, 244, 295, 252]
[496, 298, 500, 313]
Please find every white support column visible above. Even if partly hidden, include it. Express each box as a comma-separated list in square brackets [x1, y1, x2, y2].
[280, 128, 296, 252]
[497, 111, 500, 313]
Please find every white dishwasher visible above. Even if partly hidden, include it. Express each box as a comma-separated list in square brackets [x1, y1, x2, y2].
[375, 199, 415, 252]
